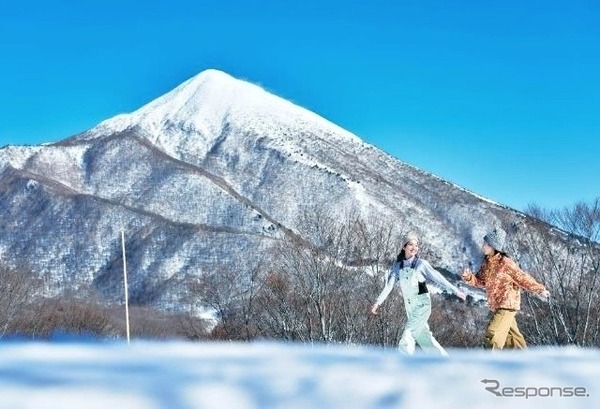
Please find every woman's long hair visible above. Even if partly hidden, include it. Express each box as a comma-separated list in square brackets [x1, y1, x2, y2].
[395, 249, 406, 262]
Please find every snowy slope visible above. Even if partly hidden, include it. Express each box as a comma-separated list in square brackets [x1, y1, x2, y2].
[0, 341, 597, 409]
[0, 69, 574, 311]
[88, 69, 365, 153]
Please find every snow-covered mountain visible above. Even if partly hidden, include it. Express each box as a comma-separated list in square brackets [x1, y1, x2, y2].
[0, 69, 567, 311]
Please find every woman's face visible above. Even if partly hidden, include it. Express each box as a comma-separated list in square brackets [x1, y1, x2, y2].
[403, 240, 419, 258]
[482, 242, 495, 256]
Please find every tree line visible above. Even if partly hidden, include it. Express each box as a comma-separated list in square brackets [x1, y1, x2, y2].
[1, 198, 598, 347]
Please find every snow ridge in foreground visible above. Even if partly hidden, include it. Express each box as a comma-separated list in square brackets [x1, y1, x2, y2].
[0, 341, 598, 409]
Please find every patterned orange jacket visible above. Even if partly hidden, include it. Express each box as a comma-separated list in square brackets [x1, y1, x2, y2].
[463, 253, 546, 311]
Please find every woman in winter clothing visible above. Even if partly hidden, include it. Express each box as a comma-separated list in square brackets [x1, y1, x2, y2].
[461, 227, 550, 349]
[371, 232, 466, 355]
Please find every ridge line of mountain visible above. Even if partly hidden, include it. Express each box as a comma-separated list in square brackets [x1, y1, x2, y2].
[2, 165, 276, 239]
[126, 129, 313, 246]
[40, 128, 312, 245]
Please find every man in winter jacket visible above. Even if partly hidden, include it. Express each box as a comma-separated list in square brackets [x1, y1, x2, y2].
[462, 227, 550, 349]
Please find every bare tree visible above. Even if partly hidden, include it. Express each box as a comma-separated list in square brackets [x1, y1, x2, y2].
[188, 264, 262, 341]
[252, 208, 412, 346]
[177, 312, 211, 340]
[517, 198, 600, 346]
[0, 264, 41, 338]
[26, 298, 117, 338]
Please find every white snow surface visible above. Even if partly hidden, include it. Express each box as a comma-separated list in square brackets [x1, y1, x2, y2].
[92, 69, 364, 153]
[0, 340, 597, 409]
[0, 145, 43, 171]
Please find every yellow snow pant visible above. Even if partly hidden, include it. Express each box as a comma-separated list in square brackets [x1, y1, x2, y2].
[485, 308, 527, 349]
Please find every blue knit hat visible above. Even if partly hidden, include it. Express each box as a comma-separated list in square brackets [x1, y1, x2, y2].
[483, 227, 507, 251]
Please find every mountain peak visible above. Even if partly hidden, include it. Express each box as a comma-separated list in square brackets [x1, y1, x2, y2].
[93, 69, 253, 136]
[89, 69, 362, 149]
[185, 68, 237, 87]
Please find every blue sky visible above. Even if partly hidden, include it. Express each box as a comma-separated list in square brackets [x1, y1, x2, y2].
[1, 0, 598, 211]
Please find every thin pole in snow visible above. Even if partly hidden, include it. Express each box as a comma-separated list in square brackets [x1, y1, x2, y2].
[121, 230, 131, 344]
